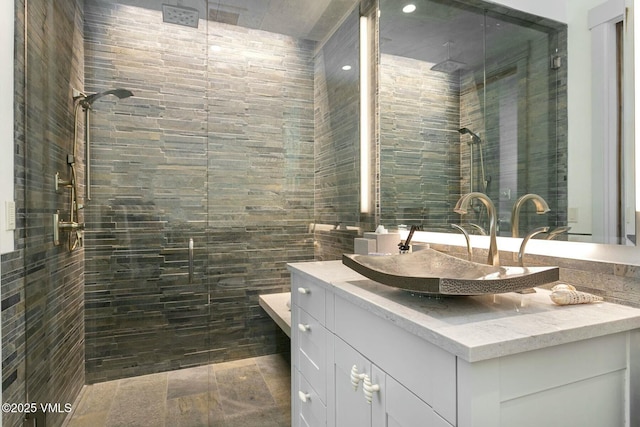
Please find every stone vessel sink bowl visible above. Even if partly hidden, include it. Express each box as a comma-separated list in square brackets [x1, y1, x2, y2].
[342, 248, 559, 296]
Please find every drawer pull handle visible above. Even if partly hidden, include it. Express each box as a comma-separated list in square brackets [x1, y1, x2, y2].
[363, 374, 380, 403]
[298, 391, 311, 403]
[350, 365, 365, 390]
[298, 323, 311, 332]
[297, 287, 311, 295]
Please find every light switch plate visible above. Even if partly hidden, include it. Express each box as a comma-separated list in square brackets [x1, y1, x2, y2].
[5, 200, 15, 231]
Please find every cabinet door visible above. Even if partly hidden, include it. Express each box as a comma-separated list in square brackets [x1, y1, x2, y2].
[335, 336, 452, 427]
[335, 296, 456, 424]
[334, 337, 377, 427]
[297, 371, 327, 427]
[379, 375, 452, 427]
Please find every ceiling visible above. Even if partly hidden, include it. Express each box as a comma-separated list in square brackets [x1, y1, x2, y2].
[110, 0, 564, 69]
[115, 0, 359, 42]
[379, 0, 559, 71]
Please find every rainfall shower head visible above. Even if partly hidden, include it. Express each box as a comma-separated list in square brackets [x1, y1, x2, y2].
[431, 58, 466, 73]
[431, 42, 466, 73]
[162, 4, 199, 28]
[458, 127, 481, 144]
[79, 88, 134, 109]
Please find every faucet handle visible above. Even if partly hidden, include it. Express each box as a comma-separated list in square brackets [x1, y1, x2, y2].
[398, 225, 420, 252]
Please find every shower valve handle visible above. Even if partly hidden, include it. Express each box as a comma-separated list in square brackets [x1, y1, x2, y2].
[53, 211, 85, 246]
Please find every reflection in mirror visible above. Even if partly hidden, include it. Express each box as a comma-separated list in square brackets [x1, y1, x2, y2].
[378, 0, 568, 242]
[313, 5, 368, 259]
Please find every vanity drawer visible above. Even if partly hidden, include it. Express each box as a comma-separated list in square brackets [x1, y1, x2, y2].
[334, 296, 457, 425]
[296, 306, 329, 403]
[292, 273, 326, 324]
[297, 370, 327, 427]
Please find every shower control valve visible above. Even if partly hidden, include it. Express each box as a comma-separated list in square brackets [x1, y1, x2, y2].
[53, 211, 85, 246]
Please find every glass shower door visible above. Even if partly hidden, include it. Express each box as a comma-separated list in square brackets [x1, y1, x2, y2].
[82, 0, 211, 385]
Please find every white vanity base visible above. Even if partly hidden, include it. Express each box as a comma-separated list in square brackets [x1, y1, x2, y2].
[289, 260, 640, 427]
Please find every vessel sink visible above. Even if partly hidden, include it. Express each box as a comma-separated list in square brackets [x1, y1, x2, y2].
[342, 248, 559, 296]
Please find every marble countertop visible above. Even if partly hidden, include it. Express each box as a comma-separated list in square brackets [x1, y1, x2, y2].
[288, 260, 640, 362]
[259, 292, 291, 338]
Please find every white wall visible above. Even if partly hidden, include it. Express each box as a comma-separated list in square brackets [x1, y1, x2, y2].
[0, 0, 12, 420]
[566, 0, 609, 238]
[1, 0, 14, 258]
[486, 0, 568, 23]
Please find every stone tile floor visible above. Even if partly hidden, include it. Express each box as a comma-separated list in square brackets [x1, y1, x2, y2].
[63, 354, 291, 427]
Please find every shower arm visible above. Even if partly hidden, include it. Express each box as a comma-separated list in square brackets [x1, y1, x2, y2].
[85, 106, 92, 201]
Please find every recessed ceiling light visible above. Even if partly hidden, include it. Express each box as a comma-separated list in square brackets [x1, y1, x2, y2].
[402, 4, 416, 13]
[342, 65, 352, 71]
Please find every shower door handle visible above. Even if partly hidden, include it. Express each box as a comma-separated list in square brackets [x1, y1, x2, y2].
[188, 238, 194, 284]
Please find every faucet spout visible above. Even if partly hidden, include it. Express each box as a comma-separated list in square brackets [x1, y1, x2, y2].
[454, 192, 499, 266]
[518, 226, 550, 267]
[451, 224, 473, 260]
[511, 194, 550, 238]
[545, 226, 571, 240]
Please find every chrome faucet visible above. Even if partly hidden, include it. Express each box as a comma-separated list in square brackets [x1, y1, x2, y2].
[467, 223, 487, 235]
[454, 192, 499, 266]
[511, 194, 550, 238]
[518, 226, 550, 267]
[545, 226, 571, 240]
[451, 224, 473, 260]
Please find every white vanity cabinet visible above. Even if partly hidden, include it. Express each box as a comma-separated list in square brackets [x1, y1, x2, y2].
[334, 336, 452, 427]
[333, 296, 456, 427]
[292, 267, 453, 427]
[291, 270, 332, 427]
[289, 260, 640, 427]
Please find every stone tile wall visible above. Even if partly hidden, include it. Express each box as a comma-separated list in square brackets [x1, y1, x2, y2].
[2, 0, 86, 426]
[379, 54, 461, 231]
[83, 0, 314, 383]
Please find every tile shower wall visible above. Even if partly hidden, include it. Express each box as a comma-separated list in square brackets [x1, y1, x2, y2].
[2, 0, 86, 426]
[379, 54, 461, 230]
[82, 0, 314, 383]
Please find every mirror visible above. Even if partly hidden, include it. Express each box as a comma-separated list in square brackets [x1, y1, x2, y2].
[377, 0, 634, 245]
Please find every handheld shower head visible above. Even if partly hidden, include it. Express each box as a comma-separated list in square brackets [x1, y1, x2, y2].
[79, 88, 134, 109]
[74, 88, 135, 202]
[458, 127, 481, 144]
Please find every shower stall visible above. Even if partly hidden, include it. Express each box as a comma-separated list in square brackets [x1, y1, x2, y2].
[11, 0, 357, 425]
[80, 0, 320, 382]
